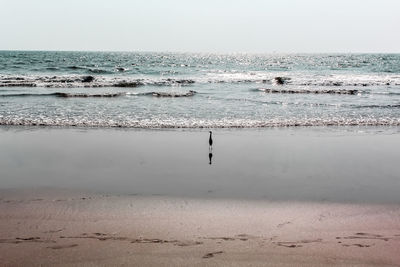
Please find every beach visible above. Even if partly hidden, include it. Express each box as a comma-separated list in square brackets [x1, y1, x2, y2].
[1, 0, 400, 264]
[1, 127, 400, 266]
[2, 0, 400, 262]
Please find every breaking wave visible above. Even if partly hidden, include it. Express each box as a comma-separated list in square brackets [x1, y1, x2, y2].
[256, 88, 359, 95]
[0, 91, 197, 98]
[1, 74, 400, 88]
[0, 75, 196, 88]
[1, 117, 400, 128]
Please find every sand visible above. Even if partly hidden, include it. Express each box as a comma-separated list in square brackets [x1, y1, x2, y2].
[1, 126, 400, 266]
[0, 190, 400, 266]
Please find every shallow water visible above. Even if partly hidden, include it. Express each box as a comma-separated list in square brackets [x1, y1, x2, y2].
[1, 127, 399, 204]
[1, 51, 400, 128]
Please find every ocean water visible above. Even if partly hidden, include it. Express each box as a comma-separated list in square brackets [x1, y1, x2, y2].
[1, 51, 400, 128]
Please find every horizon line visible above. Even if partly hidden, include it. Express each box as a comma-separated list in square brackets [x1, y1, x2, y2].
[1, 49, 400, 55]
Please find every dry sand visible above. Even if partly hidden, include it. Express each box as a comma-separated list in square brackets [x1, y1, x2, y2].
[0, 188, 400, 266]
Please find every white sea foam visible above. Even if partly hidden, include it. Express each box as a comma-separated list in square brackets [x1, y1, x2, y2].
[1, 117, 400, 128]
[1, 73, 399, 88]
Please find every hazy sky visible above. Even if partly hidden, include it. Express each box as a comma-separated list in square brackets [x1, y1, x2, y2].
[1, 0, 399, 53]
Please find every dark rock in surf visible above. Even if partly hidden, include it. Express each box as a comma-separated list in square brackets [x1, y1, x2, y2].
[116, 67, 126, 72]
[274, 77, 290, 85]
[113, 81, 144, 88]
[82, 76, 95, 83]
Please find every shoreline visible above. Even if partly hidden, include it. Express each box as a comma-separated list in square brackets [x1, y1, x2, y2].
[1, 123, 400, 133]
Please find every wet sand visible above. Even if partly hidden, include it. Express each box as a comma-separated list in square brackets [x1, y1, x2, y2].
[1, 127, 400, 266]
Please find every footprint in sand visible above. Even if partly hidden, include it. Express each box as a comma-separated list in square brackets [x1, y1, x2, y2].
[0, 237, 55, 244]
[47, 244, 78, 249]
[204, 234, 257, 242]
[174, 241, 203, 247]
[274, 239, 323, 248]
[276, 243, 302, 248]
[203, 251, 224, 259]
[336, 233, 390, 242]
[60, 233, 203, 246]
[342, 243, 374, 248]
[277, 221, 292, 228]
[43, 228, 65, 234]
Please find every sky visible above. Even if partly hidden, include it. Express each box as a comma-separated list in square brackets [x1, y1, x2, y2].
[1, 0, 399, 53]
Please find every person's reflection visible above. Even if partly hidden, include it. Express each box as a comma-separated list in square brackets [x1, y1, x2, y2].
[208, 151, 213, 165]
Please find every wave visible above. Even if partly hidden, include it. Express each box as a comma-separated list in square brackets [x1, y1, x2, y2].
[0, 75, 196, 88]
[0, 92, 124, 98]
[113, 81, 145, 87]
[1, 117, 400, 128]
[0, 90, 197, 98]
[54, 92, 126, 98]
[200, 72, 400, 87]
[88, 68, 113, 74]
[256, 88, 359, 95]
[0, 82, 37, 87]
[211, 96, 400, 109]
[46, 67, 60, 71]
[1, 73, 400, 89]
[66, 66, 86, 70]
[43, 65, 114, 74]
[354, 104, 400, 109]
[154, 79, 195, 86]
[142, 90, 196, 97]
[0, 93, 50, 97]
[374, 92, 400, 96]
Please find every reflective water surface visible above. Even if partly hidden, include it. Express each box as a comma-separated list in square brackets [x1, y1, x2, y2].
[1, 127, 399, 204]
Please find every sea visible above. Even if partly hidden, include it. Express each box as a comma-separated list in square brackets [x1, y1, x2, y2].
[1, 51, 400, 129]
